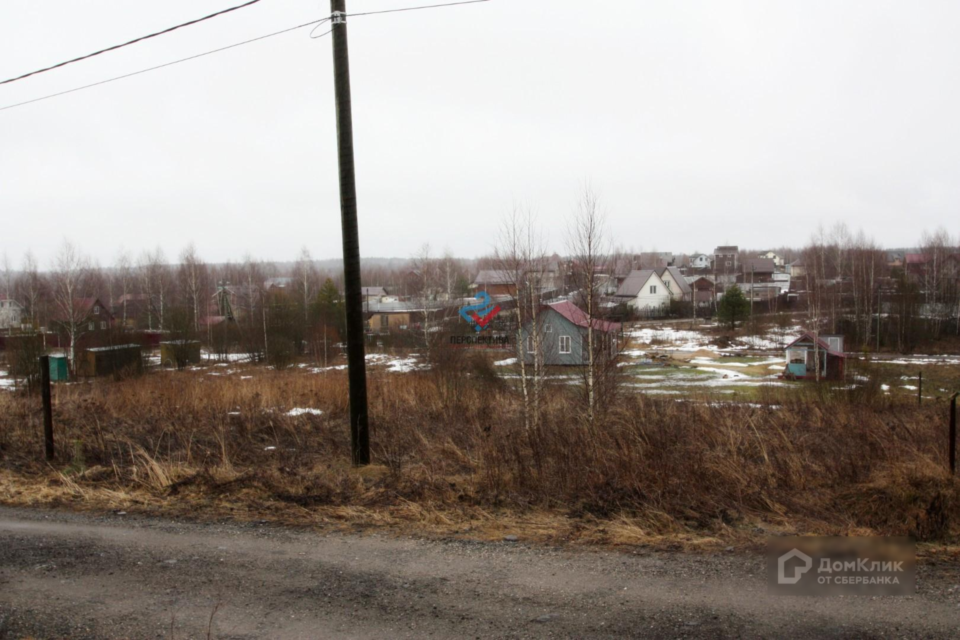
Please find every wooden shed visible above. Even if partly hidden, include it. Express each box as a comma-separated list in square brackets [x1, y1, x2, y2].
[160, 340, 202, 368]
[783, 332, 845, 381]
[76, 344, 143, 378]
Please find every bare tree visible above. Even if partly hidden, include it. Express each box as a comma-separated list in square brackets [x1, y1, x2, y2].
[113, 250, 134, 327]
[292, 247, 316, 323]
[411, 244, 441, 358]
[137, 248, 172, 331]
[18, 251, 44, 329]
[178, 244, 208, 332]
[50, 241, 93, 367]
[495, 207, 548, 432]
[1, 253, 11, 302]
[566, 187, 611, 420]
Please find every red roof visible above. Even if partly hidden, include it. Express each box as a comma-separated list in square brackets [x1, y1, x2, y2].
[905, 253, 928, 264]
[785, 331, 845, 358]
[548, 300, 620, 333]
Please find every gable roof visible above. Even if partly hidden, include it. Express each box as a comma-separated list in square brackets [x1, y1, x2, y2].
[548, 300, 620, 333]
[53, 297, 113, 322]
[614, 269, 660, 297]
[659, 266, 692, 295]
[785, 331, 845, 358]
[361, 286, 387, 297]
[473, 270, 515, 286]
[742, 258, 776, 274]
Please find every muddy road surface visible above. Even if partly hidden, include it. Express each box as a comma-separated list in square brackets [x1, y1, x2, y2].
[0, 507, 958, 638]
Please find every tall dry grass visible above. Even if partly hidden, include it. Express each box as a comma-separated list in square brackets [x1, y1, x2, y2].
[0, 361, 957, 542]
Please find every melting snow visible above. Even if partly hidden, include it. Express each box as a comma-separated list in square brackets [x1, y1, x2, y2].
[286, 408, 323, 417]
[494, 358, 517, 366]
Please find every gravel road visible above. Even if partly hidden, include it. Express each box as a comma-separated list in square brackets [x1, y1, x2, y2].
[0, 506, 958, 639]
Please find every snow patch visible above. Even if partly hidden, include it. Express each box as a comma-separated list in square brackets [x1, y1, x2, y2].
[286, 408, 323, 417]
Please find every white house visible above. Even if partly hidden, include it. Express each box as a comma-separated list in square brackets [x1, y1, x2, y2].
[691, 254, 712, 270]
[658, 266, 692, 301]
[758, 251, 785, 268]
[614, 269, 671, 311]
[0, 296, 24, 330]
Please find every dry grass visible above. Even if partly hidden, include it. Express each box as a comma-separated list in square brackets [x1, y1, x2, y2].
[1, 361, 958, 550]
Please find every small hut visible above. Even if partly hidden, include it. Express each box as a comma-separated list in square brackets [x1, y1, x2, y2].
[160, 340, 202, 368]
[49, 355, 69, 382]
[783, 332, 845, 381]
[76, 344, 143, 377]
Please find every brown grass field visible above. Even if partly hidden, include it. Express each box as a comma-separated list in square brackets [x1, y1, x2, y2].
[1, 356, 958, 553]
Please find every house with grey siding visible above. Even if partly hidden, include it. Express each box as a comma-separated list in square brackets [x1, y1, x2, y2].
[520, 300, 621, 366]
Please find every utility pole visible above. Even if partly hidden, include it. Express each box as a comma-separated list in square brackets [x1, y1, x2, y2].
[330, 0, 370, 466]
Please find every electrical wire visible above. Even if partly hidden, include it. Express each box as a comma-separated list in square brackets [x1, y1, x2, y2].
[0, 19, 330, 113]
[0, 0, 491, 113]
[344, 0, 490, 18]
[0, 0, 264, 86]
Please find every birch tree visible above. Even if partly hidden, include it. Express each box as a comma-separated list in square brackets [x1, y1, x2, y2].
[495, 208, 548, 432]
[566, 187, 611, 421]
[51, 241, 93, 368]
[178, 244, 207, 331]
[18, 251, 44, 329]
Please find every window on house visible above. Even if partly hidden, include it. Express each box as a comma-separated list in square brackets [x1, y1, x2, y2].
[527, 335, 535, 353]
[559, 335, 571, 354]
[93, 306, 99, 315]
[664, 281, 671, 290]
[649, 285, 657, 294]
[88, 322, 95, 331]
[380, 315, 389, 328]
[100, 321, 107, 330]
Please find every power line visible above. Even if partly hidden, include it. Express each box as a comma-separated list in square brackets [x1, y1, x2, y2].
[0, 0, 264, 86]
[0, 19, 330, 113]
[344, 0, 490, 18]
[0, 0, 491, 113]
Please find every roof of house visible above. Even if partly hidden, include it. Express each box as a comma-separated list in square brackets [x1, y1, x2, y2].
[264, 277, 293, 289]
[54, 297, 113, 322]
[361, 286, 387, 296]
[742, 258, 776, 274]
[785, 331, 846, 358]
[715, 245, 739, 253]
[85, 344, 141, 353]
[614, 269, 659, 298]
[659, 266, 692, 295]
[548, 300, 620, 333]
[473, 270, 515, 286]
[905, 253, 928, 264]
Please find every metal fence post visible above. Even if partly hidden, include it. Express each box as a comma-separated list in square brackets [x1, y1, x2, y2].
[39, 355, 54, 461]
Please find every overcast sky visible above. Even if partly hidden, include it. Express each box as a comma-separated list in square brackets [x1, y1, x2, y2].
[1, 0, 958, 268]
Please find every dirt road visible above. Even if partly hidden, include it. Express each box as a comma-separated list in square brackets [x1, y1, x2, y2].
[1, 507, 958, 639]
